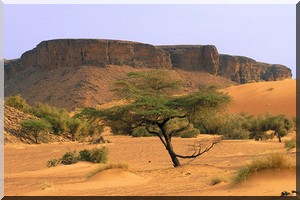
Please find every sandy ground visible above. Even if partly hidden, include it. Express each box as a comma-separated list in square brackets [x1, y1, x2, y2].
[4, 79, 296, 196]
[222, 79, 296, 117]
[4, 134, 296, 196]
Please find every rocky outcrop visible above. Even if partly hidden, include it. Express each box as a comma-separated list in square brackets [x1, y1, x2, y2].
[5, 39, 172, 79]
[159, 46, 292, 83]
[218, 54, 292, 83]
[4, 39, 292, 84]
[159, 45, 219, 75]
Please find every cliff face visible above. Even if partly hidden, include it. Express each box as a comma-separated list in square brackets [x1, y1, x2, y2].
[160, 45, 292, 83]
[5, 39, 172, 79]
[218, 55, 292, 84]
[5, 39, 292, 84]
[159, 45, 219, 75]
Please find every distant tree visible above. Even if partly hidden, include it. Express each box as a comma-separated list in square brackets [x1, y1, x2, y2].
[263, 114, 294, 142]
[79, 70, 231, 167]
[21, 119, 52, 143]
[67, 118, 85, 141]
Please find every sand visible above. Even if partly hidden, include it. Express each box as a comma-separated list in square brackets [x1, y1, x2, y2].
[222, 79, 296, 117]
[4, 135, 296, 196]
[4, 79, 296, 196]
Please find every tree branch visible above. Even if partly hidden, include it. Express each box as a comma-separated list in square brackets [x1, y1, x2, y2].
[145, 125, 167, 147]
[175, 138, 220, 159]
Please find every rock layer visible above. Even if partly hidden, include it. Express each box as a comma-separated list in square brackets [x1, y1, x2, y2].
[5, 39, 292, 83]
[5, 39, 172, 80]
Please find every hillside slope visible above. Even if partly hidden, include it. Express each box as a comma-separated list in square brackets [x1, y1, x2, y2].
[5, 65, 235, 110]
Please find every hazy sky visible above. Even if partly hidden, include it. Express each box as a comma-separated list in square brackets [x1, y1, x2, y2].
[4, 4, 296, 77]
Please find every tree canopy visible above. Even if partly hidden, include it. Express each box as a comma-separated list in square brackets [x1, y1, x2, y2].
[79, 70, 231, 167]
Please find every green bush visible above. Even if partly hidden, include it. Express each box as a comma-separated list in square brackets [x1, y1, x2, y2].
[79, 147, 108, 163]
[89, 147, 108, 163]
[61, 151, 80, 165]
[218, 115, 250, 139]
[180, 129, 199, 138]
[67, 118, 85, 140]
[5, 94, 30, 112]
[30, 103, 69, 135]
[47, 158, 61, 168]
[79, 149, 92, 162]
[132, 126, 153, 137]
[21, 119, 52, 143]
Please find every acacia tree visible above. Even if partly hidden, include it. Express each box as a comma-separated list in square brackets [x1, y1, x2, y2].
[21, 119, 52, 143]
[79, 70, 231, 167]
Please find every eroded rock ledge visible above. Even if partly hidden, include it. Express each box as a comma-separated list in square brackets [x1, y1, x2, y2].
[5, 39, 292, 83]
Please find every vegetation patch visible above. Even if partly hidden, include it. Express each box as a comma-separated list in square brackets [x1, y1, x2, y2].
[79, 147, 108, 163]
[285, 136, 296, 150]
[232, 153, 294, 184]
[86, 163, 129, 179]
[210, 177, 225, 185]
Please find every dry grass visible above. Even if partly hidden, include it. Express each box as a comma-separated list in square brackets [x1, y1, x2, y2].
[232, 153, 294, 184]
[210, 176, 226, 185]
[86, 163, 130, 179]
[285, 136, 296, 150]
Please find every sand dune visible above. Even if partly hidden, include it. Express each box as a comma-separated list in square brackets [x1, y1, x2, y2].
[5, 135, 296, 196]
[222, 79, 296, 117]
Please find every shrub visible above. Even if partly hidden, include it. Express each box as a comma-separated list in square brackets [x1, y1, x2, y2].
[21, 119, 52, 143]
[132, 126, 153, 137]
[232, 153, 293, 184]
[91, 136, 111, 144]
[30, 103, 69, 135]
[285, 137, 296, 150]
[210, 177, 223, 185]
[89, 147, 108, 163]
[219, 115, 250, 140]
[61, 151, 80, 165]
[79, 149, 92, 162]
[5, 94, 30, 112]
[67, 118, 85, 140]
[79, 147, 108, 163]
[47, 158, 61, 168]
[180, 129, 199, 138]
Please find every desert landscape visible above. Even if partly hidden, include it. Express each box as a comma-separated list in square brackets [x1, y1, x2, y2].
[4, 39, 296, 196]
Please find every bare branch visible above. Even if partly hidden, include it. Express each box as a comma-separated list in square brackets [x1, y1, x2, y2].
[175, 138, 220, 159]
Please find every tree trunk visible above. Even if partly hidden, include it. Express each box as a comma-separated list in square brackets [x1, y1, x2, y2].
[158, 123, 181, 167]
[165, 141, 181, 167]
[278, 135, 282, 143]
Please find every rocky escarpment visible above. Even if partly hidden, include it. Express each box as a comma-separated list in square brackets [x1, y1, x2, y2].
[159, 45, 219, 75]
[5, 39, 172, 80]
[5, 39, 292, 84]
[160, 46, 292, 84]
[218, 54, 292, 84]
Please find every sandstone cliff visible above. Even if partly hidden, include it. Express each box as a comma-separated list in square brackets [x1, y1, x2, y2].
[160, 45, 292, 83]
[5, 39, 172, 80]
[5, 39, 292, 84]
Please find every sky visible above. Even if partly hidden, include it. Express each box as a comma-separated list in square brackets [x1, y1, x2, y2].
[4, 4, 296, 77]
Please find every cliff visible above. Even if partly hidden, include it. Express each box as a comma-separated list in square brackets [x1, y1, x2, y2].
[5, 39, 292, 84]
[160, 46, 292, 83]
[5, 39, 172, 80]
